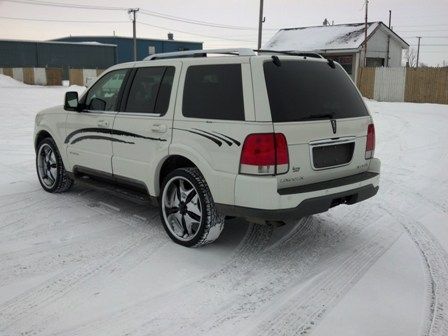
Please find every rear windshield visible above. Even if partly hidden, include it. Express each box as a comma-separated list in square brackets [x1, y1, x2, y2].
[263, 60, 369, 122]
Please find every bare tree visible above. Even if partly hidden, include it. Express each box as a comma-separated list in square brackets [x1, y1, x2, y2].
[403, 48, 418, 67]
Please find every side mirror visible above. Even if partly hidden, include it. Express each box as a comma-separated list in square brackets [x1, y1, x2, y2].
[64, 91, 79, 111]
[90, 97, 107, 111]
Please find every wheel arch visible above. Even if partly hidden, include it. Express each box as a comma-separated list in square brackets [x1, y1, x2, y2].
[156, 155, 197, 195]
[34, 127, 71, 173]
[153, 143, 236, 205]
[34, 129, 54, 150]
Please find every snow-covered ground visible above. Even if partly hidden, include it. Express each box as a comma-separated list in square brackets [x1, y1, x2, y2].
[0, 75, 447, 336]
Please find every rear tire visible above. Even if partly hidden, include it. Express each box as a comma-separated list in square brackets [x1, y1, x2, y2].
[159, 167, 224, 247]
[36, 137, 74, 193]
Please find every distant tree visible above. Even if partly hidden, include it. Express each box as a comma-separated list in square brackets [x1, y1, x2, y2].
[403, 48, 418, 67]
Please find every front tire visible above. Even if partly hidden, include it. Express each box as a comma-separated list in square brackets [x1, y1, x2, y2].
[36, 137, 73, 193]
[159, 167, 224, 247]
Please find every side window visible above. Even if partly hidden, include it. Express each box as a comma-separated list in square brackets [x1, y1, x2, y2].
[85, 69, 127, 111]
[182, 64, 245, 121]
[125, 66, 175, 114]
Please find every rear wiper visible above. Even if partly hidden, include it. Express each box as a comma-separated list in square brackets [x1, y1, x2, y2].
[301, 113, 334, 120]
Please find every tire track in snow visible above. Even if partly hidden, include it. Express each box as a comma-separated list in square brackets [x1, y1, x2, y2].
[380, 179, 448, 336]
[47, 222, 277, 336]
[0, 229, 158, 333]
[381, 206, 448, 336]
[246, 219, 401, 336]
[0, 193, 163, 332]
[190, 207, 394, 336]
[64, 205, 375, 336]
[14, 232, 169, 336]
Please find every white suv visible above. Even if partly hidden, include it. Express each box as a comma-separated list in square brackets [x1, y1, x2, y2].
[34, 48, 380, 247]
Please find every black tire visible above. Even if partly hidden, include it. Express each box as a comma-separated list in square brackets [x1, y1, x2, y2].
[159, 167, 225, 247]
[36, 137, 74, 193]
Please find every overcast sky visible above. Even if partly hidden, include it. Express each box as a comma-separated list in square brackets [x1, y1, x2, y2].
[0, 0, 447, 66]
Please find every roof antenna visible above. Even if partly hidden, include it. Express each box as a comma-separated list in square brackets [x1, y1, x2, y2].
[327, 58, 335, 68]
[272, 55, 281, 67]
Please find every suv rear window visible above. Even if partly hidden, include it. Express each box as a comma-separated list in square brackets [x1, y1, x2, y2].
[182, 64, 244, 121]
[263, 60, 369, 122]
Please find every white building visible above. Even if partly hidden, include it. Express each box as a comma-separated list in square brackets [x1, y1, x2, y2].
[264, 21, 409, 80]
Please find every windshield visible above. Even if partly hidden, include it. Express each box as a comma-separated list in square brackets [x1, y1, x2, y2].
[263, 60, 369, 122]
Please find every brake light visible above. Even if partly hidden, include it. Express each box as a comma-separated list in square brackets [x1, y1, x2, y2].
[365, 124, 375, 159]
[240, 133, 289, 175]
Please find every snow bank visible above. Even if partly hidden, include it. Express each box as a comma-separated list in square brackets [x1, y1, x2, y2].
[0, 74, 28, 88]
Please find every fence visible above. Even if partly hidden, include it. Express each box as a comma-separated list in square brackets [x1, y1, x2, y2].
[0, 67, 104, 86]
[68, 69, 104, 86]
[357, 67, 448, 104]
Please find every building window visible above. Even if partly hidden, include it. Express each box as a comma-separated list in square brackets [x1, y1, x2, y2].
[366, 57, 385, 67]
[326, 55, 353, 74]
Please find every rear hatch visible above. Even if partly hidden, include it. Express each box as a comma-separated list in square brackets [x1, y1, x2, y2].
[262, 57, 372, 189]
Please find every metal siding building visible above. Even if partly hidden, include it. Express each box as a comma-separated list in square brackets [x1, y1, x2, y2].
[53, 36, 203, 63]
[0, 39, 117, 78]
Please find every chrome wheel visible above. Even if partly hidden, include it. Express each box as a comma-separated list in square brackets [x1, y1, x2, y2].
[162, 176, 202, 242]
[37, 143, 58, 188]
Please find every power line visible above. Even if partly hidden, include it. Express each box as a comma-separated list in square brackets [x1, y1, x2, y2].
[396, 29, 448, 32]
[140, 9, 277, 31]
[3, 0, 279, 31]
[2, 0, 126, 11]
[410, 44, 448, 46]
[0, 16, 128, 24]
[404, 36, 448, 39]
[137, 21, 256, 43]
[0, 13, 259, 43]
[395, 23, 448, 27]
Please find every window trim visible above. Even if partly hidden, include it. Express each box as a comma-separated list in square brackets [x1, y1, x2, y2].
[119, 66, 175, 116]
[181, 63, 246, 121]
[78, 68, 131, 113]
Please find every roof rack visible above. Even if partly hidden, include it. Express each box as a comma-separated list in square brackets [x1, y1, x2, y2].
[145, 48, 256, 60]
[256, 49, 324, 59]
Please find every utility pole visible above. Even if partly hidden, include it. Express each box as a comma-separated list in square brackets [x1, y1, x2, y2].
[386, 10, 391, 67]
[363, 0, 369, 67]
[257, 0, 265, 50]
[416, 36, 421, 68]
[128, 8, 139, 61]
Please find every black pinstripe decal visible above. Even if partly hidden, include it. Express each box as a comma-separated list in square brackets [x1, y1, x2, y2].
[192, 128, 233, 146]
[174, 128, 241, 147]
[70, 135, 135, 145]
[173, 128, 222, 146]
[212, 131, 241, 146]
[65, 127, 167, 144]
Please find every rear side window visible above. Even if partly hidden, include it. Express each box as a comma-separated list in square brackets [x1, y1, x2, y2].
[125, 66, 174, 114]
[264, 60, 369, 122]
[182, 64, 245, 120]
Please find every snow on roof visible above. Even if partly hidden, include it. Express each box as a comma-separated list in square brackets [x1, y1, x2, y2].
[264, 22, 380, 52]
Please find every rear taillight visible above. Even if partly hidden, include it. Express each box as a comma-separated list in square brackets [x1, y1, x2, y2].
[365, 124, 375, 159]
[240, 133, 289, 175]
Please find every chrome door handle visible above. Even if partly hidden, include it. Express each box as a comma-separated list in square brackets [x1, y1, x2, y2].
[151, 124, 167, 133]
[97, 120, 109, 128]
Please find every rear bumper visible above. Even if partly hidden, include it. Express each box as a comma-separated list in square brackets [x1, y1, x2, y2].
[217, 184, 378, 222]
[216, 158, 380, 222]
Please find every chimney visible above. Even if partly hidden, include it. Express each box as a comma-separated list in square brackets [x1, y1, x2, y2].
[167, 32, 174, 40]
